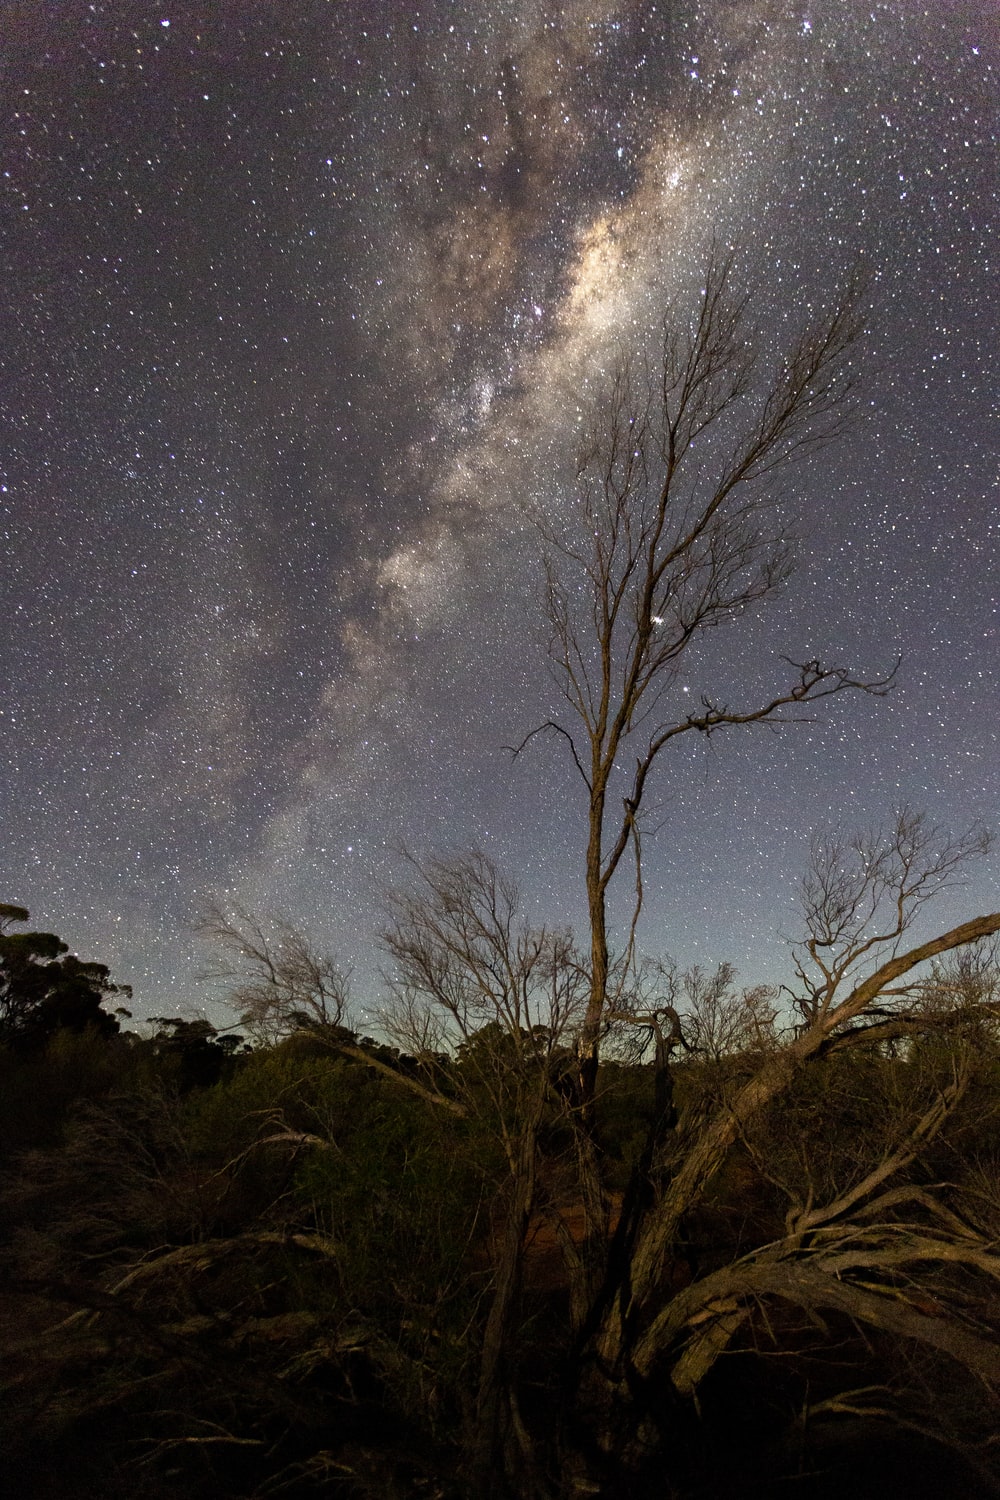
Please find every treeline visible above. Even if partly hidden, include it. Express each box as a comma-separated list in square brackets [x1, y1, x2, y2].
[2, 896, 1000, 1500]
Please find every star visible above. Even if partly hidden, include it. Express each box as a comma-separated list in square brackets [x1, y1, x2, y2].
[0, 0, 996, 1013]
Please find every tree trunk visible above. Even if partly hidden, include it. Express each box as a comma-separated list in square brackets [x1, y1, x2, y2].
[578, 787, 609, 1123]
[471, 1129, 539, 1496]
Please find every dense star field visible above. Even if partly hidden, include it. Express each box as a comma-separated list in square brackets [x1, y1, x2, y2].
[1, 0, 997, 1019]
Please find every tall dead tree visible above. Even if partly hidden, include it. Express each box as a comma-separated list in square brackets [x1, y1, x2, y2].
[519, 249, 892, 1125]
[507, 254, 1000, 1492]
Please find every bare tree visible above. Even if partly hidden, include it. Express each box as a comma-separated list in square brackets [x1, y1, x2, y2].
[194, 254, 1000, 1497]
[669, 961, 779, 1070]
[380, 852, 586, 1128]
[201, 903, 351, 1046]
[203, 858, 587, 1495]
[565, 814, 1000, 1495]
[514, 249, 893, 1124]
[200, 902, 467, 1116]
[496, 252, 1000, 1492]
[380, 851, 588, 1493]
[791, 810, 993, 1045]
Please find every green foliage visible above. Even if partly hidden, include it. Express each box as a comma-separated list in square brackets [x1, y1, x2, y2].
[146, 1015, 246, 1090]
[189, 1038, 497, 1319]
[594, 1061, 656, 1181]
[0, 903, 130, 1051]
[0, 1027, 132, 1155]
[0, 1026, 499, 1498]
[3, 958, 1000, 1499]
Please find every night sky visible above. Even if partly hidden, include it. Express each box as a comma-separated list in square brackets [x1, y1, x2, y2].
[2, 1, 998, 1023]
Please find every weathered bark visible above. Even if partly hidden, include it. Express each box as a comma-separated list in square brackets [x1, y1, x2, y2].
[556, 911, 1000, 1491]
[601, 912, 1000, 1368]
[472, 1131, 539, 1495]
[634, 1243, 1000, 1387]
[579, 787, 610, 1122]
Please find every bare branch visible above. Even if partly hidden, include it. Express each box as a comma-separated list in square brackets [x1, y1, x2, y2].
[504, 719, 591, 790]
[199, 903, 467, 1116]
[792, 810, 993, 1026]
[521, 252, 884, 1126]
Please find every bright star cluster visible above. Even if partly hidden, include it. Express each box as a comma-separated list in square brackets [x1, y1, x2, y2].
[1, 2, 997, 1015]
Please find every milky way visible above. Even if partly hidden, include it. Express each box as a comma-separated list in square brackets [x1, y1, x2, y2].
[2, 1, 997, 1018]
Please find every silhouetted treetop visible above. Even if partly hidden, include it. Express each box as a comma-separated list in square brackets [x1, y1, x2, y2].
[0, 904, 129, 1049]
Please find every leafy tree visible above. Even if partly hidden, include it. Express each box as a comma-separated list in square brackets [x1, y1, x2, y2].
[147, 1016, 246, 1089]
[0, 903, 129, 1049]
